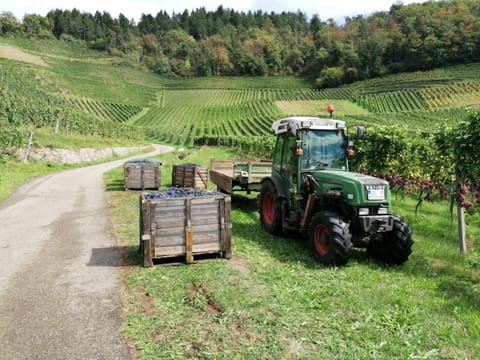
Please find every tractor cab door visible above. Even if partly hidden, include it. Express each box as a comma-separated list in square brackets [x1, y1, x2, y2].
[272, 133, 299, 200]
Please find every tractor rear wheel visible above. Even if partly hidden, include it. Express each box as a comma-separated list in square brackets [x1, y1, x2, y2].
[309, 211, 352, 266]
[259, 180, 283, 235]
[367, 213, 413, 265]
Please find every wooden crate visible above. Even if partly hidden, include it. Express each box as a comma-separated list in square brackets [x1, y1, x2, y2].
[139, 189, 232, 267]
[172, 164, 209, 189]
[124, 158, 161, 190]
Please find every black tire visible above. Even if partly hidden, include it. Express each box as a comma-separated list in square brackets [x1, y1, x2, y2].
[259, 180, 283, 235]
[367, 213, 413, 265]
[309, 211, 353, 266]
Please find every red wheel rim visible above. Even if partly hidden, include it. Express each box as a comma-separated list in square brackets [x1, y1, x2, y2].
[314, 224, 330, 255]
[263, 192, 275, 224]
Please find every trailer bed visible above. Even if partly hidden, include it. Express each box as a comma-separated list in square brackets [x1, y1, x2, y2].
[209, 159, 272, 194]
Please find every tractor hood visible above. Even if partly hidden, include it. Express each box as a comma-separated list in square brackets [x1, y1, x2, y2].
[309, 170, 391, 206]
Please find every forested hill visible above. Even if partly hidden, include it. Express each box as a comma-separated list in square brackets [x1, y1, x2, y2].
[1, 0, 479, 86]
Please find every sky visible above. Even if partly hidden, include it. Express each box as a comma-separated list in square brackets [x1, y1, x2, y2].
[2, 0, 429, 23]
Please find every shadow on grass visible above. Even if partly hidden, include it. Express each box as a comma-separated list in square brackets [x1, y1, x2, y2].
[233, 194, 480, 314]
[230, 194, 370, 269]
[105, 179, 125, 192]
[401, 252, 480, 312]
[358, 244, 480, 312]
[88, 246, 142, 267]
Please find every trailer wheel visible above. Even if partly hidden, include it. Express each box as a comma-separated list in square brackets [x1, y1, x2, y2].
[259, 180, 283, 235]
[367, 214, 413, 265]
[309, 211, 352, 266]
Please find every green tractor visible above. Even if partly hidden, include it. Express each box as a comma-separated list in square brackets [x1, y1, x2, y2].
[259, 117, 413, 266]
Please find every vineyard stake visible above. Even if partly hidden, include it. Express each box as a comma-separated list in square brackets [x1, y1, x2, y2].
[24, 132, 34, 162]
[457, 203, 467, 253]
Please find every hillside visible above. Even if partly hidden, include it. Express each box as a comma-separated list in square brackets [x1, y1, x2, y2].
[2, 0, 479, 84]
[2, 37, 479, 160]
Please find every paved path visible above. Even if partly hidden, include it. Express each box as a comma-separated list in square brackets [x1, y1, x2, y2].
[0, 145, 174, 360]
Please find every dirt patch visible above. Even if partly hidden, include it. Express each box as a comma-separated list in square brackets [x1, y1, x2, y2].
[229, 257, 250, 275]
[281, 335, 313, 359]
[0, 44, 48, 67]
[185, 282, 223, 315]
[129, 288, 156, 318]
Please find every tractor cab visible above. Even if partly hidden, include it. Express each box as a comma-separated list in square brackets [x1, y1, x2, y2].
[272, 116, 349, 170]
[300, 124, 347, 171]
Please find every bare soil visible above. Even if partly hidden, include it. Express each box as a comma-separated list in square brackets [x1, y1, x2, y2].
[0, 44, 48, 66]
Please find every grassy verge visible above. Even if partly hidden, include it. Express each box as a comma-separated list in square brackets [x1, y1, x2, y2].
[105, 146, 480, 360]
[31, 128, 150, 149]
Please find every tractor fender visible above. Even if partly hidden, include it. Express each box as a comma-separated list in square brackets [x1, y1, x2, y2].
[261, 176, 286, 198]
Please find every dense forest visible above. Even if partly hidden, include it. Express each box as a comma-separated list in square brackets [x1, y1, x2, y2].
[1, 0, 479, 86]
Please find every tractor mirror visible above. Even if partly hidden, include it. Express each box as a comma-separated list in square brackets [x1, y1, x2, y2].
[356, 126, 366, 139]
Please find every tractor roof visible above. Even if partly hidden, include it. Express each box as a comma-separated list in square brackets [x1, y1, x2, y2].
[272, 117, 346, 135]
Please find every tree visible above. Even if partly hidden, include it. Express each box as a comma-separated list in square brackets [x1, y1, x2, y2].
[161, 29, 199, 76]
[22, 14, 54, 39]
[199, 35, 233, 75]
[0, 12, 21, 35]
[316, 67, 344, 88]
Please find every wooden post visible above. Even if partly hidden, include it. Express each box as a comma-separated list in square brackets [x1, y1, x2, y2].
[223, 196, 232, 259]
[141, 201, 154, 267]
[185, 199, 193, 263]
[457, 203, 467, 253]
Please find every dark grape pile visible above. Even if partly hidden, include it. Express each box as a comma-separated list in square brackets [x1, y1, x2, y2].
[142, 187, 224, 200]
[179, 163, 201, 167]
[126, 158, 162, 165]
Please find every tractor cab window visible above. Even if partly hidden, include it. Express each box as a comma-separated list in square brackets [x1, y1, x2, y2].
[302, 130, 346, 170]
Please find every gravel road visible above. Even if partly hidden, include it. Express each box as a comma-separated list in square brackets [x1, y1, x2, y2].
[0, 145, 174, 360]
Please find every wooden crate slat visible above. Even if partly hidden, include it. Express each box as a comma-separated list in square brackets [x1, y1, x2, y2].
[153, 244, 222, 258]
[124, 160, 161, 190]
[140, 191, 231, 266]
[172, 164, 209, 189]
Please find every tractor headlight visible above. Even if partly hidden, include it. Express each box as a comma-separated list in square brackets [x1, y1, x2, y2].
[377, 207, 389, 215]
[358, 208, 369, 216]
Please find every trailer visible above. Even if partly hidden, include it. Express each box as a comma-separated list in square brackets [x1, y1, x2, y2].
[209, 159, 272, 194]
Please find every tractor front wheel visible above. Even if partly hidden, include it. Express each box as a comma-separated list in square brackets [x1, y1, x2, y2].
[309, 211, 353, 266]
[367, 213, 413, 265]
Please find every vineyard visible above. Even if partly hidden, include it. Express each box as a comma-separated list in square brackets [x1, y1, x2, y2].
[129, 63, 480, 147]
[66, 97, 143, 123]
[0, 51, 147, 157]
[1, 38, 480, 160]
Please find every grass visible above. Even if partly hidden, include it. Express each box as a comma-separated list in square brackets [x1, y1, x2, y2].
[105, 146, 480, 360]
[276, 99, 370, 117]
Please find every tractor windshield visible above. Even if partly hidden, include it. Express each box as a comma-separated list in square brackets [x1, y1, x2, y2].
[301, 130, 346, 170]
